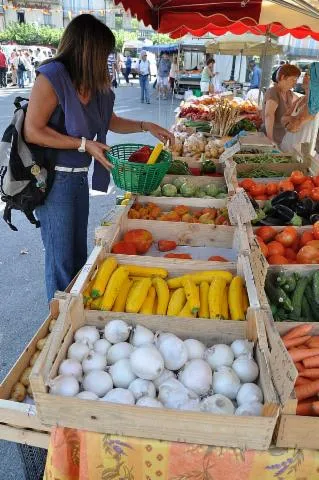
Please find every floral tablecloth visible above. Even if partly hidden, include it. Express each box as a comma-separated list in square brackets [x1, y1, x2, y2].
[44, 427, 319, 480]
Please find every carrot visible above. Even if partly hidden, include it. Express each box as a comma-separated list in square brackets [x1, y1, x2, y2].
[312, 401, 319, 415]
[303, 355, 319, 369]
[283, 335, 311, 349]
[289, 348, 319, 363]
[306, 337, 319, 348]
[296, 402, 314, 416]
[299, 395, 318, 404]
[300, 368, 319, 379]
[282, 324, 313, 341]
[294, 362, 305, 372]
[295, 376, 310, 386]
[295, 379, 319, 400]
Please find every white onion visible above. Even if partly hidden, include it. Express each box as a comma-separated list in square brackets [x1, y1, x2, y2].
[184, 339, 205, 360]
[153, 369, 175, 390]
[212, 366, 241, 400]
[128, 379, 156, 400]
[82, 351, 107, 373]
[68, 342, 90, 362]
[154, 332, 176, 348]
[136, 397, 163, 408]
[231, 339, 254, 358]
[200, 394, 235, 415]
[130, 346, 164, 380]
[232, 357, 259, 383]
[204, 344, 234, 370]
[109, 359, 137, 388]
[107, 342, 134, 365]
[74, 326, 99, 347]
[82, 370, 113, 397]
[94, 338, 112, 356]
[76, 391, 99, 400]
[49, 375, 79, 397]
[100, 388, 135, 405]
[158, 378, 197, 409]
[104, 320, 130, 343]
[178, 359, 212, 395]
[157, 334, 188, 371]
[235, 402, 263, 416]
[236, 383, 263, 406]
[131, 325, 154, 347]
[178, 399, 201, 411]
[58, 359, 82, 381]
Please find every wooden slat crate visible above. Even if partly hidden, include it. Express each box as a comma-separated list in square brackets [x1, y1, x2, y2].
[30, 297, 278, 450]
[70, 248, 260, 311]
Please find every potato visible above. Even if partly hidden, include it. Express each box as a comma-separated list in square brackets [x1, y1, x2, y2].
[49, 319, 56, 332]
[10, 382, 26, 402]
[20, 367, 32, 387]
[36, 336, 48, 351]
[27, 385, 34, 399]
[29, 350, 40, 367]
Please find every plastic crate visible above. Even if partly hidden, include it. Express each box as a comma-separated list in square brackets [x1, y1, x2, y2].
[17, 444, 47, 480]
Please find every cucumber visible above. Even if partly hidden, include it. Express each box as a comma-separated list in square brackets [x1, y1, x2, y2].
[282, 275, 297, 293]
[270, 303, 277, 316]
[301, 296, 313, 321]
[313, 271, 319, 305]
[276, 274, 288, 287]
[265, 277, 294, 312]
[292, 277, 309, 318]
[305, 285, 319, 321]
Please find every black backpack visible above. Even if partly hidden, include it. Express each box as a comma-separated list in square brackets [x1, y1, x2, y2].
[0, 97, 56, 231]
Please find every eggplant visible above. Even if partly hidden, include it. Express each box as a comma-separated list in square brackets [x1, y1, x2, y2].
[295, 198, 313, 218]
[302, 217, 312, 226]
[272, 204, 302, 226]
[271, 191, 298, 208]
[310, 214, 319, 224]
[312, 201, 319, 214]
[258, 216, 287, 226]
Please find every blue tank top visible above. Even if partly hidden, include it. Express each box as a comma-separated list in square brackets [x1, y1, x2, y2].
[37, 61, 115, 190]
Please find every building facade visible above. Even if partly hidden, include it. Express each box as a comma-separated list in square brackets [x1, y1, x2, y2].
[1, 0, 63, 28]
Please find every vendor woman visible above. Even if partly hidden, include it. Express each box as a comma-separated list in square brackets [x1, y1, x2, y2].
[200, 58, 215, 95]
[262, 64, 301, 145]
[24, 14, 173, 301]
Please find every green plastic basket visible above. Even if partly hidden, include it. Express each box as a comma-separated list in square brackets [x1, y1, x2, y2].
[107, 143, 171, 195]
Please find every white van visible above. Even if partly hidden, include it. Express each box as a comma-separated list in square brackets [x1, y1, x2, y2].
[121, 39, 157, 78]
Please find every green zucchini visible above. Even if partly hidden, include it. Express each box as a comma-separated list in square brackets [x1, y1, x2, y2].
[305, 285, 319, 321]
[265, 277, 293, 312]
[292, 277, 308, 318]
[282, 275, 297, 293]
[301, 296, 313, 321]
[313, 271, 319, 305]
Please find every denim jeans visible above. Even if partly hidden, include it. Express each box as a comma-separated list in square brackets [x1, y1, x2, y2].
[17, 69, 24, 88]
[139, 75, 150, 103]
[36, 171, 89, 301]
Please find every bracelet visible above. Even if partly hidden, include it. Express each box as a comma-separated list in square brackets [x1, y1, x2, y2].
[140, 121, 148, 132]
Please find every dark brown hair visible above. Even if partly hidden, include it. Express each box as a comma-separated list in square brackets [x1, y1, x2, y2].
[206, 57, 215, 66]
[277, 64, 301, 81]
[55, 14, 115, 94]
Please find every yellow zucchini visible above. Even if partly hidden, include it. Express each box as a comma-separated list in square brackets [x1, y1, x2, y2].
[228, 276, 245, 321]
[126, 277, 152, 313]
[152, 277, 170, 315]
[85, 298, 93, 310]
[91, 257, 118, 298]
[167, 270, 232, 289]
[178, 301, 195, 318]
[112, 278, 133, 313]
[221, 285, 229, 320]
[209, 277, 227, 319]
[167, 288, 186, 316]
[147, 142, 164, 164]
[123, 265, 168, 279]
[100, 266, 129, 311]
[140, 286, 156, 314]
[182, 277, 200, 314]
[153, 295, 158, 315]
[82, 277, 96, 304]
[242, 286, 249, 314]
[91, 296, 102, 310]
[199, 281, 209, 319]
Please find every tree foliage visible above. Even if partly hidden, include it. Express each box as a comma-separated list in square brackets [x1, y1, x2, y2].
[151, 33, 176, 45]
[0, 22, 63, 47]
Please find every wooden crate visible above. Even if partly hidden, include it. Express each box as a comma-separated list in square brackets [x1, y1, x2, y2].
[0, 293, 72, 448]
[30, 297, 278, 450]
[70, 248, 260, 311]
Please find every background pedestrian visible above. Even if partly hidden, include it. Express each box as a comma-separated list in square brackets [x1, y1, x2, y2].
[138, 50, 151, 104]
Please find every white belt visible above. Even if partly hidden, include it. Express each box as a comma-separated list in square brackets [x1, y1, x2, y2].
[55, 166, 89, 173]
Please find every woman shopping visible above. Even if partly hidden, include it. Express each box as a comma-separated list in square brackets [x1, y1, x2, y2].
[262, 64, 301, 145]
[200, 58, 215, 95]
[24, 14, 173, 301]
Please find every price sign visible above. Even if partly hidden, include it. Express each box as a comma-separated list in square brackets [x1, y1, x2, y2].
[270, 339, 298, 405]
[250, 237, 268, 304]
[219, 142, 240, 163]
[227, 188, 256, 225]
[224, 160, 236, 192]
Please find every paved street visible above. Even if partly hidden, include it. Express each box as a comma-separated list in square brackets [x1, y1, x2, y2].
[0, 80, 178, 479]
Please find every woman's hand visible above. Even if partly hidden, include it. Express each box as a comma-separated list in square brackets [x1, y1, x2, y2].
[144, 122, 175, 146]
[86, 140, 113, 170]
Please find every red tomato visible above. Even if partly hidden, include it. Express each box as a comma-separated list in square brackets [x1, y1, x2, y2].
[158, 240, 177, 252]
[300, 179, 314, 191]
[299, 189, 312, 199]
[208, 256, 229, 262]
[164, 253, 192, 259]
[256, 238, 269, 258]
[275, 226, 298, 247]
[254, 195, 268, 201]
[249, 184, 266, 197]
[265, 183, 278, 196]
[313, 176, 319, 187]
[300, 231, 315, 246]
[255, 226, 277, 243]
[290, 170, 305, 185]
[285, 248, 297, 260]
[278, 180, 294, 192]
[311, 187, 319, 202]
[267, 241, 285, 256]
[313, 221, 319, 240]
[268, 255, 289, 265]
[296, 245, 319, 264]
[290, 236, 300, 252]
[240, 179, 256, 191]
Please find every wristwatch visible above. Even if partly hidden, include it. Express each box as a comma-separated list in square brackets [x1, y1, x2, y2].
[78, 137, 87, 153]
